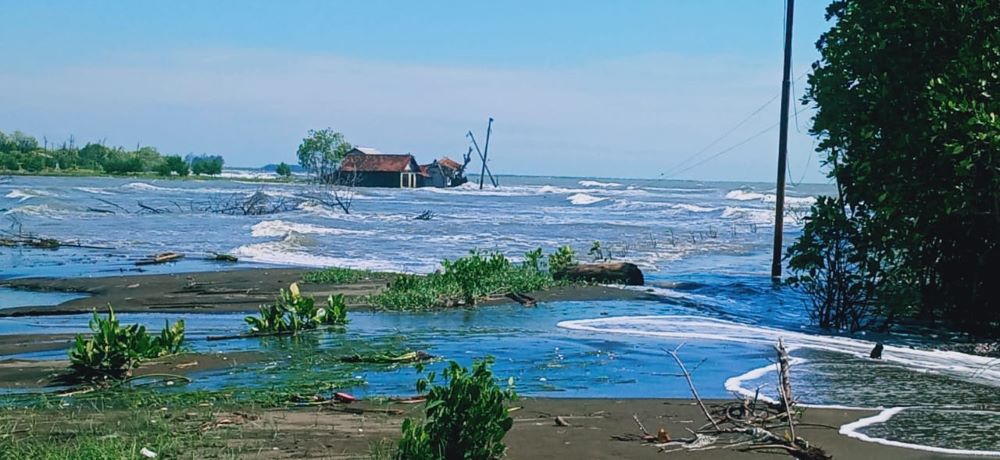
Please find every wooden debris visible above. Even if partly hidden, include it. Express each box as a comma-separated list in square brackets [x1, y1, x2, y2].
[136, 252, 184, 266]
[506, 292, 537, 307]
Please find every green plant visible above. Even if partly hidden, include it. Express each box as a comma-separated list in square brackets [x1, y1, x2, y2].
[245, 283, 348, 334]
[68, 306, 185, 383]
[588, 241, 605, 261]
[522, 248, 543, 272]
[275, 161, 293, 178]
[547, 245, 577, 275]
[371, 249, 557, 311]
[302, 267, 375, 284]
[397, 358, 516, 460]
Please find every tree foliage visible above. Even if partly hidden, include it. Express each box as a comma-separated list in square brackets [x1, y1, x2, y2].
[789, 0, 1000, 335]
[296, 128, 351, 183]
[275, 161, 292, 178]
[188, 154, 224, 175]
[0, 129, 222, 177]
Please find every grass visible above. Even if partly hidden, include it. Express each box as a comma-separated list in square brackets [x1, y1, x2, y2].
[302, 266, 380, 284]
[370, 250, 562, 311]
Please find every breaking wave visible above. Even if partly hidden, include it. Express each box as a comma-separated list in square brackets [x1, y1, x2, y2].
[579, 180, 623, 188]
[250, 220, 371, 238]
[4, 189, 57, 202]
[670, 203, 719, 213]
[567, 193, 607, 205]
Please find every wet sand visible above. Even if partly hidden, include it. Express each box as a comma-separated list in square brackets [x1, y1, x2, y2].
[5, 398, 954, 459]
[0, 350, 268, 389]
[0, 267, 654, 317]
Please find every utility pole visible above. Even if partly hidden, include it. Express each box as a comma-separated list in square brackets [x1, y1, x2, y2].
[771, 0, 794, 279]
[479, 117, 494, 189]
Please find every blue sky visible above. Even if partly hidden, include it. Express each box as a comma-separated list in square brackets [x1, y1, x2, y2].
[1, 1, 832, 182]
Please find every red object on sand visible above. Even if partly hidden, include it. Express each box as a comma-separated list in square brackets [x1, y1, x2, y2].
[334, 392, 356, 403]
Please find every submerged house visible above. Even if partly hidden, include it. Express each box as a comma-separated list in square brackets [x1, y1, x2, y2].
[341, 148, 423, 188]
[420, 156, 467, 188]
[341, 147, 468, 188]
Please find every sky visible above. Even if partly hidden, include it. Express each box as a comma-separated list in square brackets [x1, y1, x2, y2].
[0, 1, 834, 182]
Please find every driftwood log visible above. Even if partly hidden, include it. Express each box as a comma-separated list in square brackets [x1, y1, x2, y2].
[554, 262, 644, 286]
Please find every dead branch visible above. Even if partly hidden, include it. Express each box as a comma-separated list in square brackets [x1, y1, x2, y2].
[665, 345, 721, 431]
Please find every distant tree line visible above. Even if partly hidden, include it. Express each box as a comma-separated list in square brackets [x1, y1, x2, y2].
[0, 130, 224, 176]
[787, 1, 999, 337]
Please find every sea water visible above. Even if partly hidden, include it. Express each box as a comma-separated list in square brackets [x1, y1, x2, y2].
[1, 174, 998, 454]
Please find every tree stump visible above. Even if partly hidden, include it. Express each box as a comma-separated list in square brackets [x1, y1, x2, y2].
[554, 262, 644, 286]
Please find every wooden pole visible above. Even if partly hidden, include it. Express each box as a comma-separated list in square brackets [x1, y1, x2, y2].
[771, 0, 794, 279]
[479, 117, 494, 189]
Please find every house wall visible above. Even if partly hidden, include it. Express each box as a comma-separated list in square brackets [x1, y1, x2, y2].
[355, 172, 404, 188]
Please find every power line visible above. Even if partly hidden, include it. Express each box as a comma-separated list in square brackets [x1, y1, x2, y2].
[662, 104, 813, 181]
[659, 93, 779, 178]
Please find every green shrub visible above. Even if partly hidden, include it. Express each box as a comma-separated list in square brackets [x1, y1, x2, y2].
[397, 358, 516, 460]
[302, 267, 376, 284]
[371, 249, 556, 311]
[68, 306, 185, 383]
[245, 283, 348, 334]
[547, 245, 577, 274]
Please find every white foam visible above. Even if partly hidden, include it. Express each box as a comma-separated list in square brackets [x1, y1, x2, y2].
[74, 187, 114, 195]
[122, 182, 166, 192]
[557, 315, 1000, 387]
[4, 204, 69, 219]
[250, 219, 370, 238]
[840, 408, 1000, 457]
[567, 193, 607, 205]
[579, 180, 623, 188]
[231, 240, 419, 272]
[670, 203, 719, 213]
[4, 189, 56, 201]
[725, 190, 768, 201]
[725, 189, 815, 206]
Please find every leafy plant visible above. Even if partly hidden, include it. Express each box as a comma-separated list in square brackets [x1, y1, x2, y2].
[68, 306, 185, 383]
[588, 241, 605, 261]
[302, 267, 376, 284]
[547, 245, 577, 275]
[372, 249, 558, 311]
[245, 283, 348, 334]
[397, 358, 516, 460]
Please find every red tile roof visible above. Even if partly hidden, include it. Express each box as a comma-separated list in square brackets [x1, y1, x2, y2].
[341, 154, 417, 173]
[438, 157, 462, 170]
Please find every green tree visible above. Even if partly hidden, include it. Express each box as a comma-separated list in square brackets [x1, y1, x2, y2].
[296, 128, 351, 183]
[789, 0, 1000, 335]
[275, 162, 292, 178]
[157, 155, 190, 176]
[188, 154, 224, 175]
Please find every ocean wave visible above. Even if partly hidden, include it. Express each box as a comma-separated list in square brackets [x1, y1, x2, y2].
[231, 240, 421, 272]
[250, 219, 371, 238]
[4, 189, 57, 202]
[670, 203, 719, 213]
[74, 187, 114, 196]
[558, 315, 1000, 389]
[567, 193, 607, 205]
[579, 180, 623, 188]
[725, 189, 816, 206]
[3, 204, 72, 219]
[122, 182, 167, 192]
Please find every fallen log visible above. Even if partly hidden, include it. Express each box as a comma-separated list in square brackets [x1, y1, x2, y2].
[554, 262, 644, 286]
[136, 252, 184, 266]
